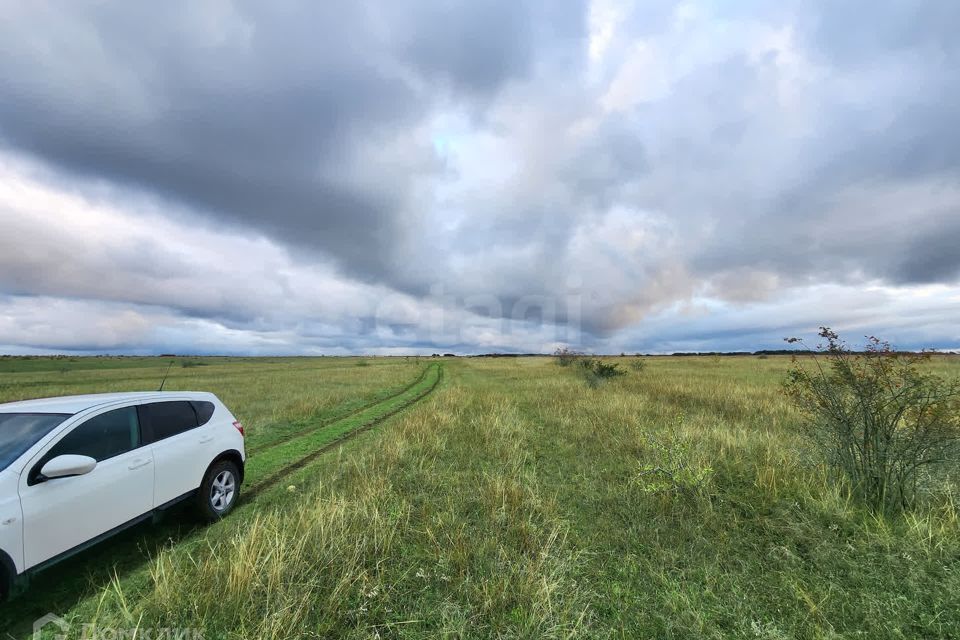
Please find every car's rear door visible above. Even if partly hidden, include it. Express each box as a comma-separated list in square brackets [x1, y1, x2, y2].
[140, 400, 218, 506]
[18, 405, 154, 569]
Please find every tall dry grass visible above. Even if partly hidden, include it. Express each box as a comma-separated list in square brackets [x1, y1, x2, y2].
[20, 355, 960, 638]
[75, 372, 590, 639]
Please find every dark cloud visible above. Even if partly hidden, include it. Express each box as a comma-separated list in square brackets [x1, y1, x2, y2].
[395, 1, 534, 96]
[558, 116, 648, 208]
[803, 0, 960, 65]
[0, 1, 587, 286]
[0, 0, 958, 353]
[630, 3, 960, 294]
[892, 215, 960, 283]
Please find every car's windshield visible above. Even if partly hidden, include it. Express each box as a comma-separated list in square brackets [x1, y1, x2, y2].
[0, 412, 71, 472]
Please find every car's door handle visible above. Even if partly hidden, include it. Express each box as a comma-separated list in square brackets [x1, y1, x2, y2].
[128, 458, 152, 470]
[199, 435, 214, 444]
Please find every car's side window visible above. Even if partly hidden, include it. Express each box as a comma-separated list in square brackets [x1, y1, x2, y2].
[47, 406, 140, 462]
[192, 401, 215, 426]
[141, 401, 199, 444]
[28, 406, 141, 484]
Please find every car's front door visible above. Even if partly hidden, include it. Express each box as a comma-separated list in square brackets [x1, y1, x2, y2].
[18, 405, 154, 569]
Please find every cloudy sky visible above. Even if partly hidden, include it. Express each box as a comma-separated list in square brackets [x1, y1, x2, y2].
[1, 0, 958, 355]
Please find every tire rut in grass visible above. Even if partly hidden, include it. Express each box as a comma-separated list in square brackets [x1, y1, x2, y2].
[247, 365, 432, 456]
[243, 364, 442, 500]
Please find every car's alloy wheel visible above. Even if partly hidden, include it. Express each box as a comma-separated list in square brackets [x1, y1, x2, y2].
[209, 469, 236, 512]
[196, 460, 241, 521]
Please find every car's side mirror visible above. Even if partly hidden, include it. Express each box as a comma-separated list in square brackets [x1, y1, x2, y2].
[39, 454, 97, 481]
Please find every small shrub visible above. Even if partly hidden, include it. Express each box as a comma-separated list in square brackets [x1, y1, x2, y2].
[591, 361, 624, 379]
[576, 358, 625, 387]
[553, 347, 583, 367]
[554, 351, 627, 385]
[783, 327, 960, 513]
[629, 358, 646, 373]
[635, 413, 714, 500]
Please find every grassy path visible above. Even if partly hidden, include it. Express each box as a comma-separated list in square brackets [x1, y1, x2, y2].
[246, 363, 434, 455]
[244, 363, 442, 496]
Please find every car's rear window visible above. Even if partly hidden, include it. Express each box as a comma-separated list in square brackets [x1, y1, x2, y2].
[0, 412, 71, 472]
[192, 400, 215, 425]
[141, 401, 199, 443]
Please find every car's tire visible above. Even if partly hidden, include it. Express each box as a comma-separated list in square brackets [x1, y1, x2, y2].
[0, 565, 9, 603]
[195, 460, 241, 521]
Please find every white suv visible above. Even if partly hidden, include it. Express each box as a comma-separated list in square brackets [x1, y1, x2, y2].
[0, 391, 246, 599]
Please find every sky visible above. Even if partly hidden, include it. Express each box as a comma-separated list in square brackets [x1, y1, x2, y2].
[0, 0, 958, 355]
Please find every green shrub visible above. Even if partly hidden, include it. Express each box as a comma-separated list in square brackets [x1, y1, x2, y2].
[784, 327, 960, 513]
[553, 347, 582, 367]
[575, 358, 625, 387]
[635, 413, 713, 500]
[629, 358, 646, 373]
[591, 361, 624, 379]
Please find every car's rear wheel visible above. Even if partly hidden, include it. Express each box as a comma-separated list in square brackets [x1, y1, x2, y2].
[196, 460, 240, 521]
[0, 565, 9, 602]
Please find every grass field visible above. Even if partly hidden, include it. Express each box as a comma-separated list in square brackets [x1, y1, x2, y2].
[4, 355, 960, 639]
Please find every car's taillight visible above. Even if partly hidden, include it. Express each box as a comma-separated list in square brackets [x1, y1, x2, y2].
[233, 420, 245, 437]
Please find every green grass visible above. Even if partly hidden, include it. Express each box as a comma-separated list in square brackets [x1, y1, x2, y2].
[0, 356, 423, 448]
[6, 355, 960, 639]
[243, 364, 441, 490]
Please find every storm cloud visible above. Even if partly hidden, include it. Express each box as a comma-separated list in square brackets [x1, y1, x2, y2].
[0, 0, 958, 354]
